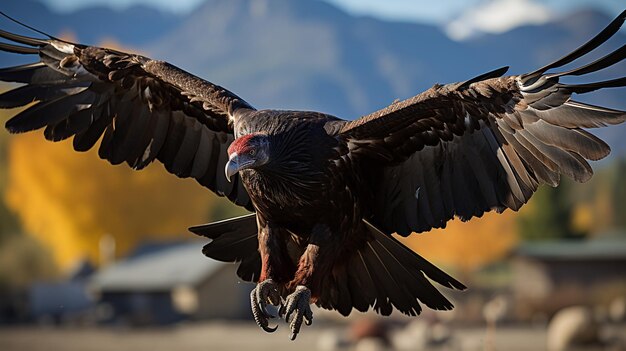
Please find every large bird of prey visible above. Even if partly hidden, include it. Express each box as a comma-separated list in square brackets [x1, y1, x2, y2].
[1, 10, 625, 340]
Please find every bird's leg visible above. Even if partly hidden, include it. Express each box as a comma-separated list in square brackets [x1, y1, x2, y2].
[252, 218, 295, 333]
[250, 279, 280, 332]
[282, 224, 335, 340]
[280, 285, 314, 340]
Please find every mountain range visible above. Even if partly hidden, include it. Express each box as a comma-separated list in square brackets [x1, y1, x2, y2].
[1, 0, 625, 153]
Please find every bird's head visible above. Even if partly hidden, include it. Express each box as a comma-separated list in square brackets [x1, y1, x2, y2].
[225, 133, 271, 181]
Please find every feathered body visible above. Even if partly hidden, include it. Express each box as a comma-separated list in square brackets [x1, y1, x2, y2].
[1, 9, 625, 339]
[230, 110, 363, 293]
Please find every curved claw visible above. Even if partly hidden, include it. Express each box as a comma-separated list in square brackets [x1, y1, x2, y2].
[250, 280, 281, 334]
[278, 303, 286, 319]
[257, 279, 280, 319]
[258, 299, 274, 319]
[261, 323, 278, 333]
[285, 309, 294, 323]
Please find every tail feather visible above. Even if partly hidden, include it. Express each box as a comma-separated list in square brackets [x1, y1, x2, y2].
[318, 220, 465, 317]
[236, 253, 262, 283]
[346, 251, 378, 312]
[363, 220, 466, 290]
[189, 213, 261, 282]
[192, 216, 464, 317]
[189, 213, 256, 239]
[360, 240, 418, 314]
[370, 238, 452, 313]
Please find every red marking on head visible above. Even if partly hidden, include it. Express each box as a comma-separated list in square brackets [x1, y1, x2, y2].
[228, 134, 257, 156]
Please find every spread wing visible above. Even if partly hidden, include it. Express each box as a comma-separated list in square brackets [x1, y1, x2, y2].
[339, 10, 626, 236]
[0, 29, 253, 209]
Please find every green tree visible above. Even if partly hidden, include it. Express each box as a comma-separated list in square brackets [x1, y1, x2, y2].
[609, 158, 626, 229]
[0, 102, 22, 242]
[518, 180, 585, 241]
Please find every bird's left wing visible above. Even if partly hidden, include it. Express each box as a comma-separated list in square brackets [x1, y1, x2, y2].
[0, 29, 254, 209]
[338, 11, 626, 236]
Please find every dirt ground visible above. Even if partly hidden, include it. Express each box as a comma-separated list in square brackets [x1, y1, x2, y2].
[0, 321, 562, 351]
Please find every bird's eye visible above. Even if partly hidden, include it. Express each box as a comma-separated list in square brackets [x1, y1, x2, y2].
[249, 149, 256, 156]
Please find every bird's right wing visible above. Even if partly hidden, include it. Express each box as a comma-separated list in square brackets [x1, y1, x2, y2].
[338, 10, 626, 236]
[0, 28, 254, 209]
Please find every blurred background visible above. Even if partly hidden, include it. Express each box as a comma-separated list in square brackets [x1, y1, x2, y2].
[0, 0, 625, 350]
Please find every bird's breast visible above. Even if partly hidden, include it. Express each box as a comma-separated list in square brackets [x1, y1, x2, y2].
[242, 168, 332, 223]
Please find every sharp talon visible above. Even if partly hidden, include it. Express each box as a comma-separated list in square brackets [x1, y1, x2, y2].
[285, 310, 293, 323]
[290, 332, 297, 341]
[305, 317, 312, 326]
[262, 324, 278, 333]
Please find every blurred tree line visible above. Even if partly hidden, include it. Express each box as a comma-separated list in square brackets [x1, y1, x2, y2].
[5, 132, 216, 269]
[0, 105, 57, 289]
[0, 102, 244, 287]
[519, 159, 626, 241]
[0, 35, 250, 287]
[0, 120, 19, 238]
[401, 159, 626, 274]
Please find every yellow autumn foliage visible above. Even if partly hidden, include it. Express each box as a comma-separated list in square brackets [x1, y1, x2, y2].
[5, 132, 214, 270]
[2, 37, 215, 271]
[400, 210, 520, 274]
[571, 203, 594, 234]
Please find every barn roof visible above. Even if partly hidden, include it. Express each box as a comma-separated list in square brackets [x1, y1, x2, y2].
[516, 231, 626, 260]
[90, 240, 226, 292]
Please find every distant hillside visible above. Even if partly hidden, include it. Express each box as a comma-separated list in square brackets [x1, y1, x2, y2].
[145, 0, 626, 152]
[1, 0, 625, 153]
[1, 0, 181, 47]
[147, 0, 477, 118]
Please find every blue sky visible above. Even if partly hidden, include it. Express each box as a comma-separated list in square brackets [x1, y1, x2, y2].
[40, 0, 624, 23]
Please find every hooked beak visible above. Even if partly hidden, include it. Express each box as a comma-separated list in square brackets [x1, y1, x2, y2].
[225, 153, 253, 182]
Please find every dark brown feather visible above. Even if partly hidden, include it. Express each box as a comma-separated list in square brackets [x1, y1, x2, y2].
[190, 214, 261, 283]
[0, 31, 255, 210]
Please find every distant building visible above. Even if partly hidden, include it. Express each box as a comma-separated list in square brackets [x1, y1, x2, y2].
[89, 241, 254, 325]
[513, 232, 626, 306]
[28, 260, 95, 324]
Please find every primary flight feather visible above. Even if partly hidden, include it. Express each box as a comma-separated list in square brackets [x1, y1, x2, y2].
[1, 9, 625, 340]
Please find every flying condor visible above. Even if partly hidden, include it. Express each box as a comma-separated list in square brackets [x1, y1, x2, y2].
[1, 10, 625, 340]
